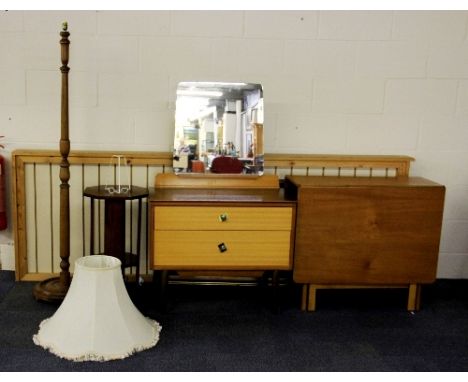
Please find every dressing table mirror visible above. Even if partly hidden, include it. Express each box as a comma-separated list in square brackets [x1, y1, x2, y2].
[173, 82, 264, 176]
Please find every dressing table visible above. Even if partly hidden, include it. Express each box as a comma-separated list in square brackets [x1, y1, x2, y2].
[149, 174, 296, 302]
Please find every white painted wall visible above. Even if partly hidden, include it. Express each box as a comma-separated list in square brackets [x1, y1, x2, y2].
[1, 10, 468, 277]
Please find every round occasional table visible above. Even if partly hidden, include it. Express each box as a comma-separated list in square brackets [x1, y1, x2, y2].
[83, 185, 149, 282]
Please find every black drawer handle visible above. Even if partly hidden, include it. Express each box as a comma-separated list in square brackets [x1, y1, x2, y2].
[218, 243, 227, 253]
[219, 213, 228, 222]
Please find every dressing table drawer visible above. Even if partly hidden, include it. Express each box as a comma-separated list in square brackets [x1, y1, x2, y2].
[153, 206, 292, 231]
[153, 230, 292, 269]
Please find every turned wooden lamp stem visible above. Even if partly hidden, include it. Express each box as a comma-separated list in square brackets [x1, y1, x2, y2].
[59, 22, 71, 287]
[33, 22, 71, 302]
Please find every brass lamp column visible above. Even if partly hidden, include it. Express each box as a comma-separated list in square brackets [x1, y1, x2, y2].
[33, 23, 71, 302]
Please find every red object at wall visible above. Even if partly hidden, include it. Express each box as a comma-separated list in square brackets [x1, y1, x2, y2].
[0, 155, 7, 230]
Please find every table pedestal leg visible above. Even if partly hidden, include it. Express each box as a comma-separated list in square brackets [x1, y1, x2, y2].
[104, 199, 126, 268]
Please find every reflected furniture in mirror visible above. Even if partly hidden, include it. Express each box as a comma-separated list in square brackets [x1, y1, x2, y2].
[173, 82, 264, 175]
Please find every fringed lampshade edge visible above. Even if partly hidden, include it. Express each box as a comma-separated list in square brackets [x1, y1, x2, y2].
[33, 317, 162, 362]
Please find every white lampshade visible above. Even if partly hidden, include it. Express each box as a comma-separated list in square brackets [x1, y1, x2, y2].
[33, 255, 161, 362]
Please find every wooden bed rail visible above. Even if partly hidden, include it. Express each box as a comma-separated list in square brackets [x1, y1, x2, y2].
[11, 149, 413, 281]
[264, 153, 412, 176]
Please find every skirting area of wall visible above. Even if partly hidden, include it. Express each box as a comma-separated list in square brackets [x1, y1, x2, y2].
[0, 243, 15, 271]
[12, 149, 415, 281]
[436, 253, 468, 279]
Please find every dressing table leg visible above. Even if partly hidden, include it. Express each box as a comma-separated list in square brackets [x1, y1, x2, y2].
[160, 270, 169, 311]
[301, 284, 308, 311]
[272, 270, 279, 287]
[271, 270, 280, 312]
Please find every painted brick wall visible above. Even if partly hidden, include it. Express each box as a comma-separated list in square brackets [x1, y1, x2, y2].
[1, 10, 467, 277]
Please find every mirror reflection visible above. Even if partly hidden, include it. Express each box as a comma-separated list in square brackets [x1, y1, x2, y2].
[173, 82, 264, 175]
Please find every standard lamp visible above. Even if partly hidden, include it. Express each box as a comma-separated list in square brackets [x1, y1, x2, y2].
[32, 24, 162, 361]
[33, 22, 72, 302]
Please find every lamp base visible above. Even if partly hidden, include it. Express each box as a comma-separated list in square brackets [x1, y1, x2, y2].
[33, 277, 69, 303]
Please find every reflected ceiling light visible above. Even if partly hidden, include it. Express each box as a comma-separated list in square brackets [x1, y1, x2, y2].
[177, 90, 223, 97]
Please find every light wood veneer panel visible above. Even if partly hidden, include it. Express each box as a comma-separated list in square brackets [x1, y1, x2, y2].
[153, 230, 291, 269]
